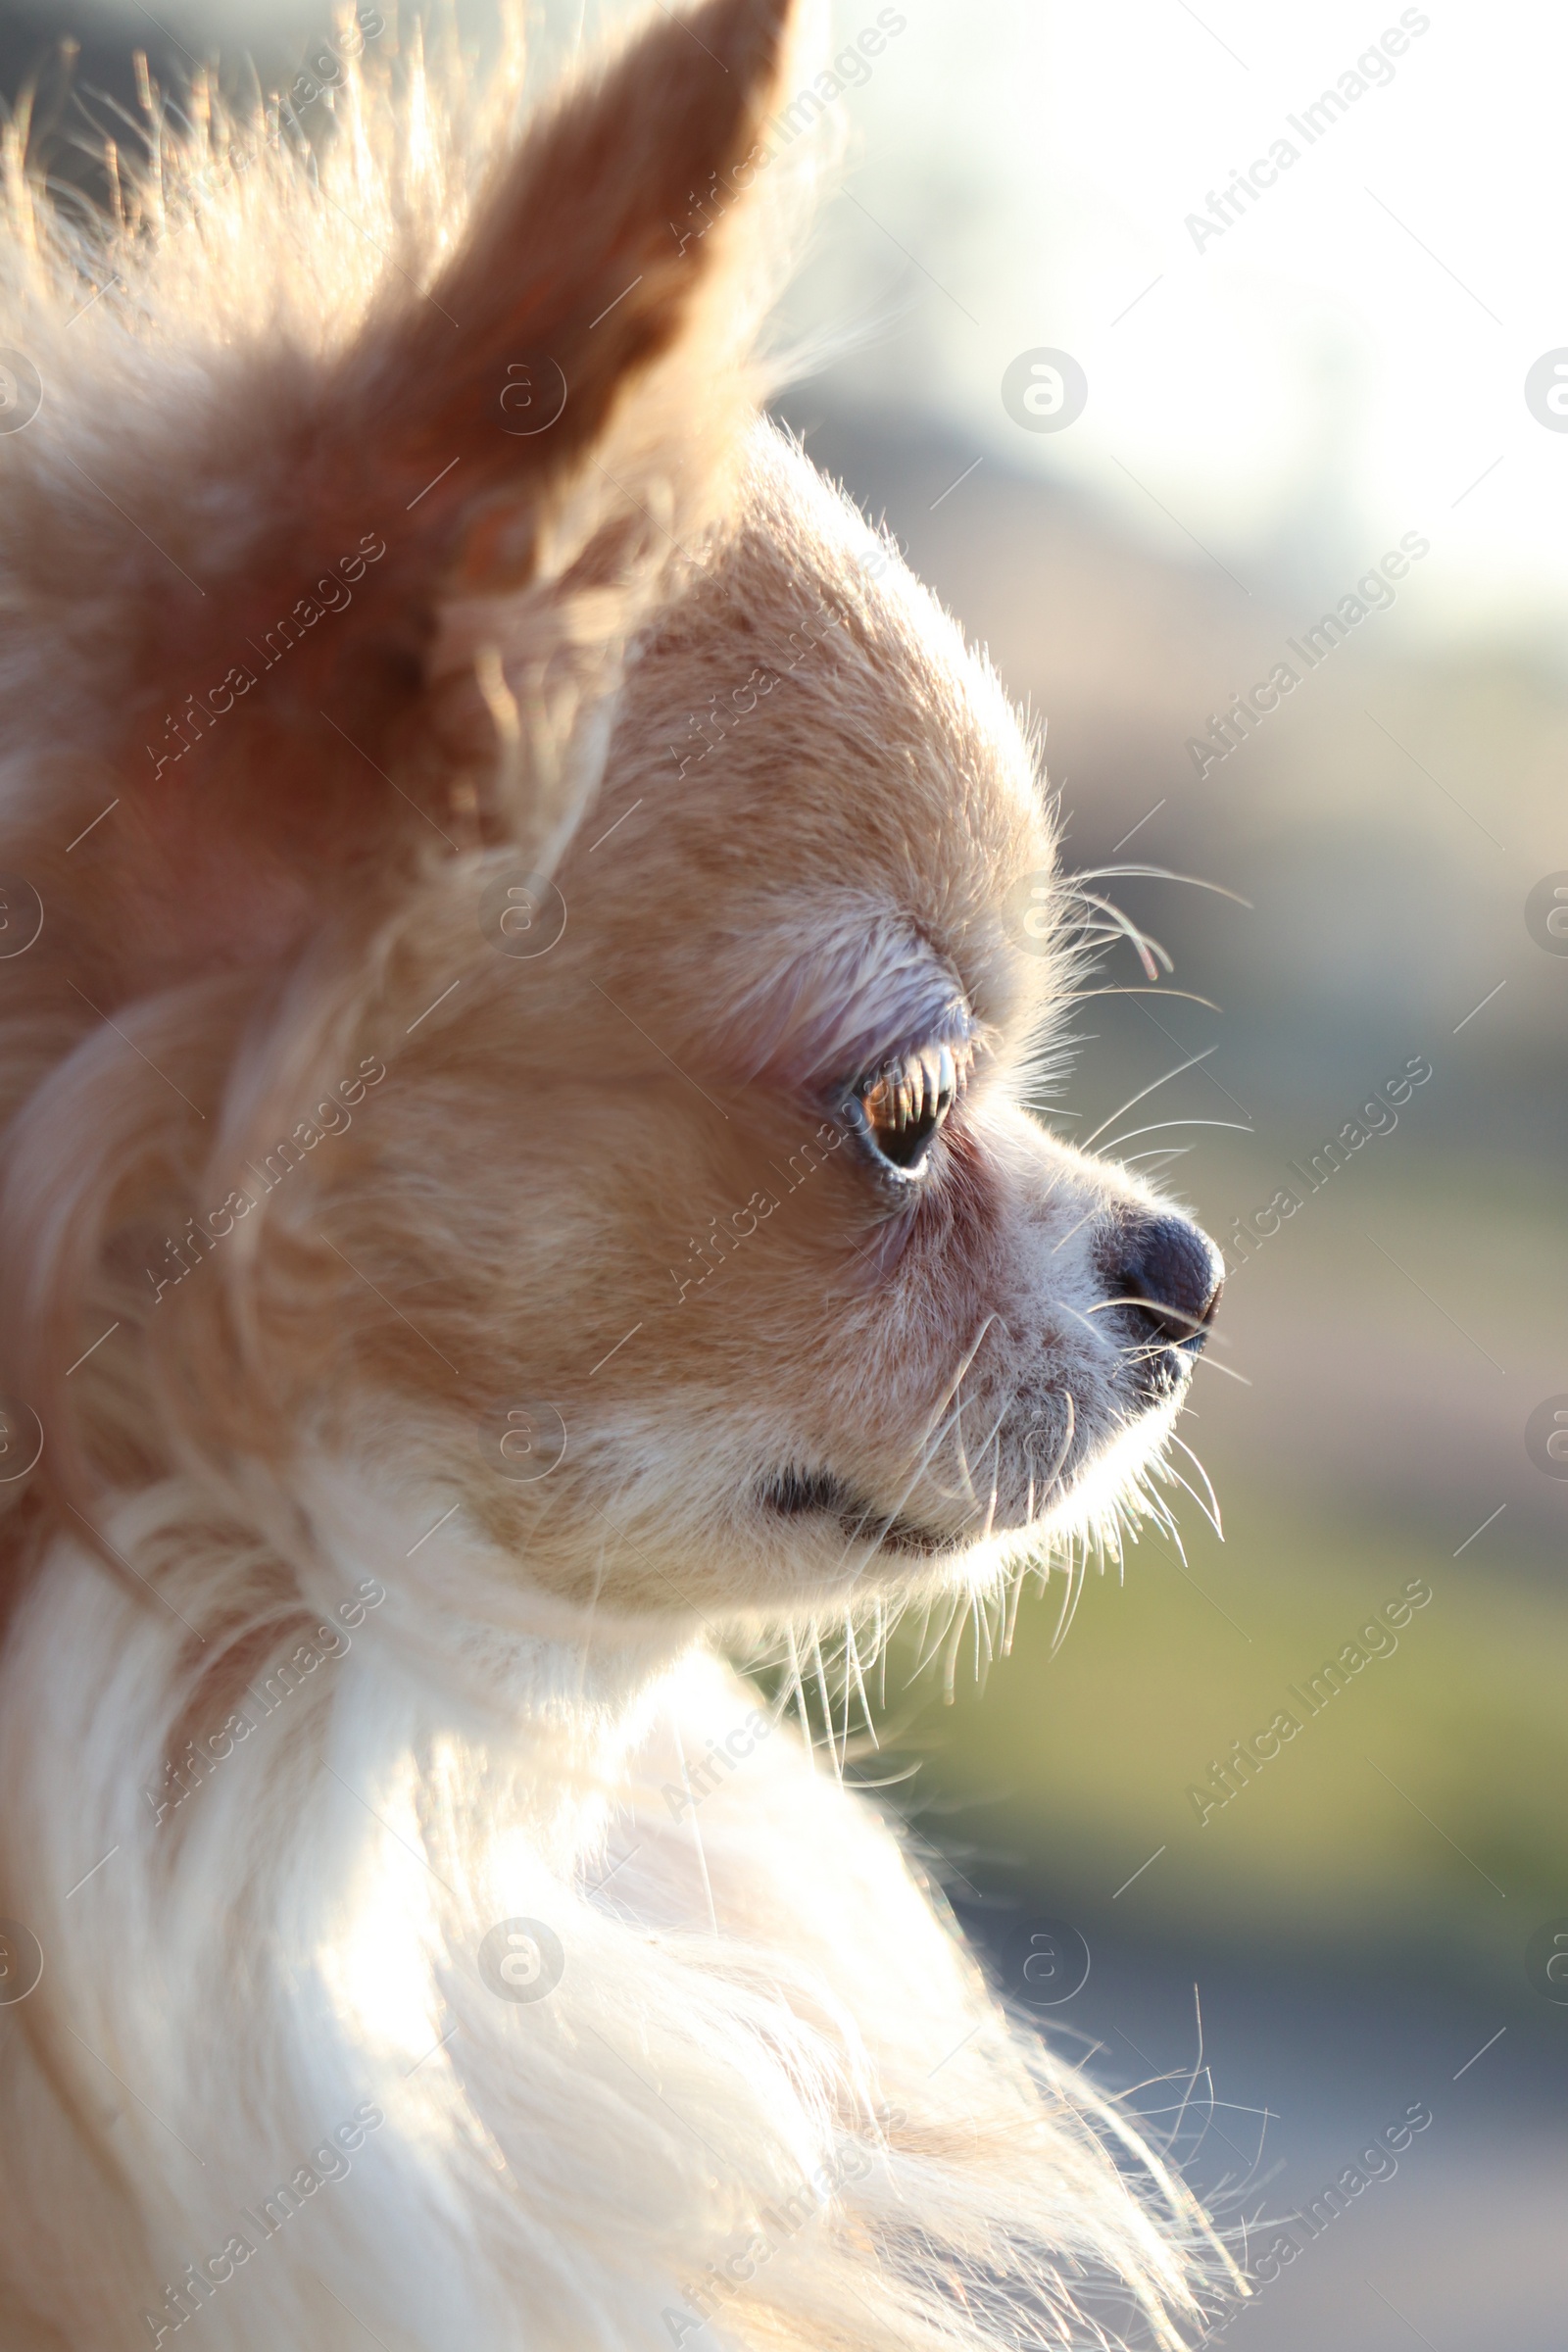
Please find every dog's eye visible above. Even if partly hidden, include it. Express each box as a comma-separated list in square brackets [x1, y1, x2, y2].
[851, 1039, 971, 1175]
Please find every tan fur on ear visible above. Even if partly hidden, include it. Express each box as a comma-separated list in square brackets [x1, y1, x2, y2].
[0, 0, 807, 998]
[354, 0, 804, 541]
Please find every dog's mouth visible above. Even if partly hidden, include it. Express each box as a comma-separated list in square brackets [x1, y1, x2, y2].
[759, 1467, 963, 1559]
[760, 1353, 1199, 1563]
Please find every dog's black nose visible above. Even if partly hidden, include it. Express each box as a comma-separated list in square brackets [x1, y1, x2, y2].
[1105, 1213, 1224, 1356]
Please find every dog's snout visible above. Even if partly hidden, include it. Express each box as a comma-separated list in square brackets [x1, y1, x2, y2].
[1105, 1213, 1224, 1353]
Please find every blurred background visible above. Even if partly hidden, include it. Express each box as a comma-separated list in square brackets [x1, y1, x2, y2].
[3, 0, 1563, 2341]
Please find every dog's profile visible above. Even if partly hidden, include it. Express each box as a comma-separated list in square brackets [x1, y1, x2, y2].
[0, 4, 1238, 2345]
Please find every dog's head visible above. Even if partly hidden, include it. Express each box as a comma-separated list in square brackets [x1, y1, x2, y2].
[0, 0, 1219, 1631]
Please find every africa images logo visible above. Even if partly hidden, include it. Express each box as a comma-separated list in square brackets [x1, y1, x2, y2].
[0, 351, 42, 434]
[477, 1919, 565, 2004]
[1001, 349, 1089, 435]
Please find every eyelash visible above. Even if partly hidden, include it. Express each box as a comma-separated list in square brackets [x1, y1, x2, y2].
[844, 1035, 975, 1180]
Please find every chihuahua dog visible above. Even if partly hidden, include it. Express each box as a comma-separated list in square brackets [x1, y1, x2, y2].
[0, 3, 1233, 2346]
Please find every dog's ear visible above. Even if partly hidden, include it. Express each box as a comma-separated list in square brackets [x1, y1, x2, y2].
[37, 0, 805, 990]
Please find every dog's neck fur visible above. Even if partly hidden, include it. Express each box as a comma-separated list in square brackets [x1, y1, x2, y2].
[301, 1456, 699, 1726]
[1, 1479, 1213, 2352]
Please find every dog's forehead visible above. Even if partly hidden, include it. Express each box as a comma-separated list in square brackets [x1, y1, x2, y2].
[610, 423, 1054, 1054]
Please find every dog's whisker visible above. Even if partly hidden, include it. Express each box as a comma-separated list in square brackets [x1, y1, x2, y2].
[1057, 1298, 1118, 1356]
[1057, 884, 1173, 982]
[946, 1313, 1009, 1485]
[837, 1391, 967, 1583]
[781, 1625, 815, 1763]
[940, 1589, 973, 1704]
[1003, 1561, 1028, 1656]
[837, 1315, 1004, 1588]
[1166, 1433, 1224, 1539]
[1191, 1352, 1254, 1388]
[1027, 1388, 1078, 1522]
[841, 1612, 877, 1756]
[670, 1717, 719, 1938]
[1083, 1292, 1212, 1336]
[1071, 861, 1252, 911]
[839, 1360, 1032, 1620]
[950, 1379, 981, 1516]
[807, 1622, 841, 1783]
[1074, 987, 1222, 1012]
[1050, 1201, 1101, 1256]
[1049, 1542, 1086, 1657]
[1101, 1116, 1254, 1152]
[910, 1589, 963, 1687]
[1115, 1145, 1197, 1170]
[1078, 1045, 1219, 1152]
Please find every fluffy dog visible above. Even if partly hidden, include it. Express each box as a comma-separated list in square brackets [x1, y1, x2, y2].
[0, 4, 1235, 2345]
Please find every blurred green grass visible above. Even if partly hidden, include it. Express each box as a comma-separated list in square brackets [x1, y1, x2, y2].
[889, 1471, 1568, 1991]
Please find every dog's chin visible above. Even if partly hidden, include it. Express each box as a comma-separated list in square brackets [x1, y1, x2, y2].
[758, 1339, 1204, 1592]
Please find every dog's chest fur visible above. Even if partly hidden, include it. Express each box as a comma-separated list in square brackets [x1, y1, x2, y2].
[0, 1465, 1206, 2349]
[0, 1474, 1019, 2348]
